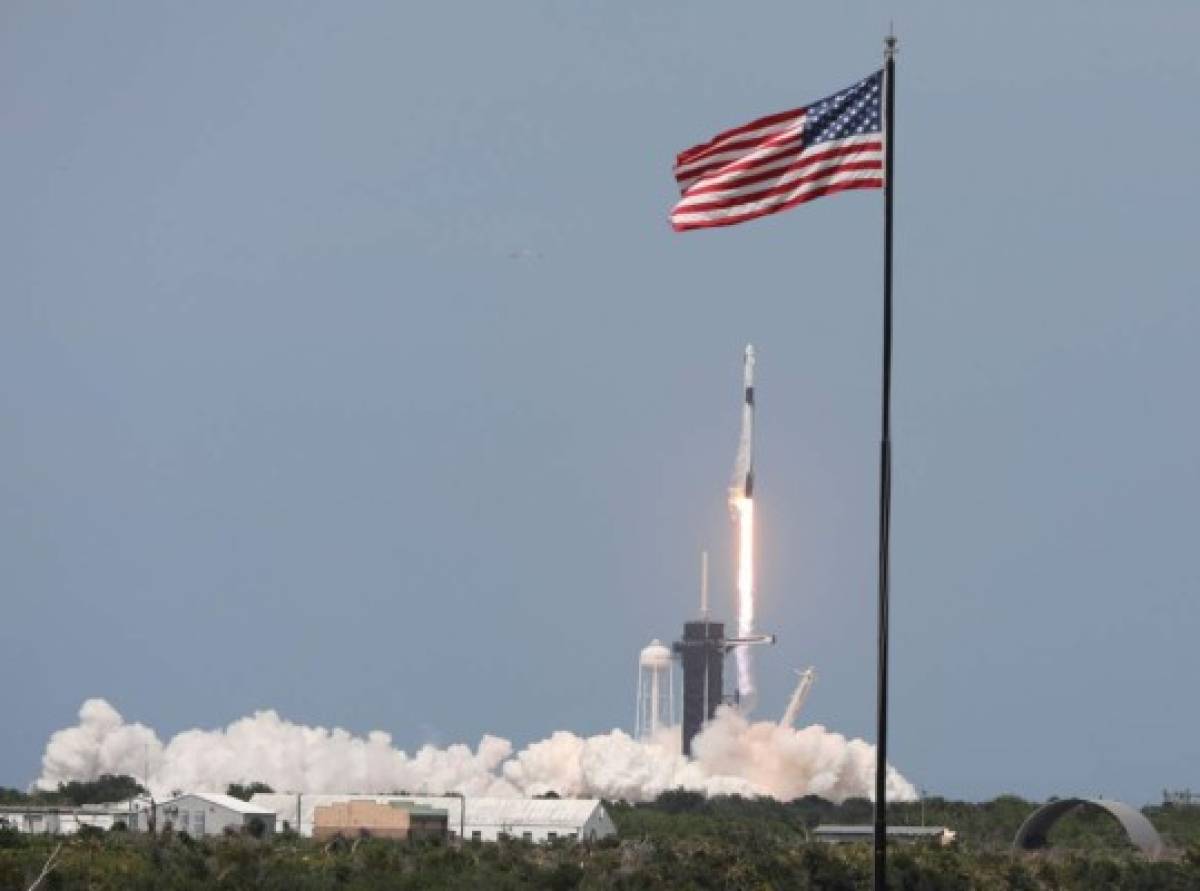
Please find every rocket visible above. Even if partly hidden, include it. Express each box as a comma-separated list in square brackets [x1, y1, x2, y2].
[730, 344, 755, 501]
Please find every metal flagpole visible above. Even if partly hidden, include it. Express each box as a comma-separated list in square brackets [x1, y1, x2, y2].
[874, 30, 897, 891]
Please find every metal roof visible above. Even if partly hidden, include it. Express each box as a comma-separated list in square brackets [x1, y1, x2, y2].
[162, 792, 276, 816]
[395, 804, 448, 817]
[1013, 798, 1164, 859]
[458, 798, 607, 827]
[816, 825, 949, 836]
[0, 804, 143, 817]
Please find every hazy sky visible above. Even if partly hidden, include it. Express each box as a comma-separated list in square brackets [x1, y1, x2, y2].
[3, 2, 1198, 804]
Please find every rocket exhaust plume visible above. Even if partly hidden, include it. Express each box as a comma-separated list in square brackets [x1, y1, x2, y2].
[730, 344, 757, 705]
[37, 699, 917, 804]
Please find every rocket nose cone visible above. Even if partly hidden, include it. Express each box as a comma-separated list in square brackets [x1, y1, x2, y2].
[745, 344, 755, 359]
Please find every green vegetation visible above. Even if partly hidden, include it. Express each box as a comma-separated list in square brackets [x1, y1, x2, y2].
[613, 792, 1200, 852]
[2, 791, 1200, 889]
[225, 782, 274, 802]
[0, 774, 145, 807]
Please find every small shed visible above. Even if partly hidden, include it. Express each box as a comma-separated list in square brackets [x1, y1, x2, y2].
[813, 825, 956, 846]
[158, 793, 276, 837]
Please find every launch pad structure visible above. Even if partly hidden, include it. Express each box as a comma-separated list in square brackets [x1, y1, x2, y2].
[673, 621, 726, 757]
[673, 619, 775, 756]
[672, 619, 772, 758]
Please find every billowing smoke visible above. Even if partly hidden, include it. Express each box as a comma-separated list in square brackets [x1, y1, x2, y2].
[36, 699, 915, 804]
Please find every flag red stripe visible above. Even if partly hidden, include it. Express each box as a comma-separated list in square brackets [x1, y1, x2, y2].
[675, 106, 805, 166]
[681, 141, 882, 199]
[674, 126, 806, 184]
[671, 179, 882, 231]
[672, 167, 881, 226]
[677, 160, 882, 214]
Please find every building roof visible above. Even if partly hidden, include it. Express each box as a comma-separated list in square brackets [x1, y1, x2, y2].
[163, 792, 276, 816]
[0, 803, 143, 816]
[399, 804, 449, 817]
[463, 798, 606, 828]
[815, 825, 951, 837]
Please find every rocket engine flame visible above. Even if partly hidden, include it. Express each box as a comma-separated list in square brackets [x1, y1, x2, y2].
[731, 495, 755, 703]
[729, 344, 757, 705]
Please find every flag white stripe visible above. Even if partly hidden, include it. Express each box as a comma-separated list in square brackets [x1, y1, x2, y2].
[679, 134, 882, 202]
[676, 136, 808, 190]
[676, 148, 881, 211]
[674, 121, 806, 182]
[671, 168, 881, 226]
[675, 112, 805, 170]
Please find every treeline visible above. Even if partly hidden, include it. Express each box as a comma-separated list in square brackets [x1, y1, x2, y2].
[0, 775, 275, 806]
[611, 790, 1200, 851]
[0, 775, 145, 808]
[2, 823, 1200, 890]
[5, 786, 1200, 888]
[225, 781, 273, 802]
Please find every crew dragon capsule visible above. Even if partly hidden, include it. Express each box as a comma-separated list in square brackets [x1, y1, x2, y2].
[730, 344, 755, 501]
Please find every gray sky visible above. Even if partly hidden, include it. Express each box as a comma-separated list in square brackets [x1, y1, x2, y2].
[2, 2, 1197, 803]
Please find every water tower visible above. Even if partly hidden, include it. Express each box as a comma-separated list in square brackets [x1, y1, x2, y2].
[634, 639, 674, 740]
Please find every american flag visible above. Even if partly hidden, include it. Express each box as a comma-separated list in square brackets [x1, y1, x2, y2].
[670, 71, 884, 232]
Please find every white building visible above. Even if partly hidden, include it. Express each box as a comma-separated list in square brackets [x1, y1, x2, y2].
[0, 802, 145, 835]
[157, 793, 276, 837]
[460, 798, 616, 843]
[250, 793, 615, 843]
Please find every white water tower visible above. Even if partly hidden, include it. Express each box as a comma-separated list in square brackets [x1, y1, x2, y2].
[634, 639, 675, 740]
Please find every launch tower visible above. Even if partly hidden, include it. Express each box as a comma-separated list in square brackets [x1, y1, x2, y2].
[672, 621, 775, 756]
[672, 621, 726, 757]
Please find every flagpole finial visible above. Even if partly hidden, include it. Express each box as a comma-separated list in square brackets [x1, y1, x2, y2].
[885, 24, 897, 58]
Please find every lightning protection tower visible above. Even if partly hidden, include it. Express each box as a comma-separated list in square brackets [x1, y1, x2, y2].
[635, 640, 675, 740]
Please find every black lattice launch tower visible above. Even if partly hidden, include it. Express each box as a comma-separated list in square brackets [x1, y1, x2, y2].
[672, 620, 726, 757]
[673, 619, 775, 757]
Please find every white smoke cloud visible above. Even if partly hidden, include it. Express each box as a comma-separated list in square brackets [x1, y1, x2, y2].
[37, 699, 916, 803]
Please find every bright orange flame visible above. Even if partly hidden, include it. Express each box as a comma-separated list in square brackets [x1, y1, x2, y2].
[732, 495, 755, 637]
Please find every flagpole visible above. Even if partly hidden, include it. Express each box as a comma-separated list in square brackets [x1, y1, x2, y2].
[874, 31, 897, 891]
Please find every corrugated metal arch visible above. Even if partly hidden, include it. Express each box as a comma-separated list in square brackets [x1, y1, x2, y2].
[1013, 798, 1164, 859]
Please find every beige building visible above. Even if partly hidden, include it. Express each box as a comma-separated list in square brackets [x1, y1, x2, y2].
[313, 799, 448, 841]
